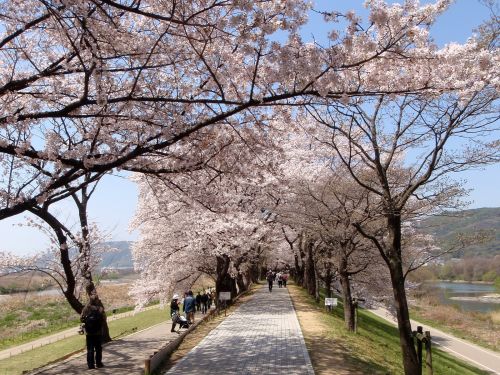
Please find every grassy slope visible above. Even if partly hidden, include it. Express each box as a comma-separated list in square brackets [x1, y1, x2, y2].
[410, 305, 499, 352]
[290, 285, 488, 375]
[0, 301, 151, 351]
[0, 307, 169, 375]
[0, 299, 80, 350]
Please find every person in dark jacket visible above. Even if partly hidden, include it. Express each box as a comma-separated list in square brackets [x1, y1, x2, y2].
[207, 291, 213, 309]
[266, 270, 274, 292]
[200, 291, 209, 314]
[81, 295, 105, 369]
[170, 294, 180, 333]
[183, 290, 196, 323]
[195, 292, 202, 311]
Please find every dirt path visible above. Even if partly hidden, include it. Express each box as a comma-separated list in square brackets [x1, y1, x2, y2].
[288, 285, 368, 375]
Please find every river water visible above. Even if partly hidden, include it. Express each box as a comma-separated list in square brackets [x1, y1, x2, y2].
[0, 280, 131, 303]
[424, 281, 500, 313]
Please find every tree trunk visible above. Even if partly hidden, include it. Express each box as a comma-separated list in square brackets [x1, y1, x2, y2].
[231, 276, 238, 298]
[314, 262, 320, 303]
[216, 254, 234, 304]
[339, 270, 355, 332]
[387, 214, 419, 375]
[74, 188, 111, 343]
[337, 248, 355, 332]
[60, 244, 85, 313]
[304, 242, 316, 297]
[250, 263, 259, 284]
[30, 208, 84, 313]
[294, 253, 304, 286]
[324, 266, 333, 298]
[236, 272, 247, 293]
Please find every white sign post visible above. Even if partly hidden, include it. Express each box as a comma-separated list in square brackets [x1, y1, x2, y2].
[219, 292, 231, 301]
[325, 298, 337, 306]
[325, 298, 337, 312]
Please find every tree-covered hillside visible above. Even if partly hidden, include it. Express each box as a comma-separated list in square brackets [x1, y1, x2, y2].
[419, 207, 499, 259]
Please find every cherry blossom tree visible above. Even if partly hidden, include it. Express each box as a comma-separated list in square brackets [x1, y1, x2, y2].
[129, 125, 282, 305]
[2, 2, 497, 372]
[1, 0, 486, 225]
[130, 176, 275, 306]
[305, 89, 499, 374]
[269, 122, 390, 330]
[0, 172, 114, 339]
[304, 178, 383, 331]
[475, 0, 499, 49]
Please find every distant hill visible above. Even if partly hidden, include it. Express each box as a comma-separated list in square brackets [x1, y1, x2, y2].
[100, 241, 134, 269]
[99, 209, 499, 267]
[418, 207, 500, 259]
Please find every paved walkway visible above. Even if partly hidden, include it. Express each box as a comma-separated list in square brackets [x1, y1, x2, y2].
[0, 305, 160, 360]
[165, 285, 314, 375]
[31, 320, 176, 375]
[369, 307, 500, 374]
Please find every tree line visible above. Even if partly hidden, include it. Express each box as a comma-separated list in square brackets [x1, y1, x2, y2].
[0, 1, 498, 374]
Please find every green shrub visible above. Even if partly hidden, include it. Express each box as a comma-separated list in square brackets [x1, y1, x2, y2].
[494, 277, 500, 291]
[482, 270, 497, 282]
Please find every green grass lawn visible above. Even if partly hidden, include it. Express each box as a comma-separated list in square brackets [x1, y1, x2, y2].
[0, 300, 159, 351]
[0, 299, 80, 350]
[0, 306, 169, 375]
[295, 286, 489, 375]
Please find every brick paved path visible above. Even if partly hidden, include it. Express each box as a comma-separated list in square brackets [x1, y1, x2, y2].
[165, 285, 314, 375]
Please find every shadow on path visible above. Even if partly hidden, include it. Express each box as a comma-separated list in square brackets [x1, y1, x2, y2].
[165, 286, 314, 375]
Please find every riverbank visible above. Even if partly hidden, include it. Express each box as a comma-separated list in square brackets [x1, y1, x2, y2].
[416, 280, 500, 313]
[435, 280, 495, 285]
[450, 294, 500, 303]
[411, 297, 499, 352]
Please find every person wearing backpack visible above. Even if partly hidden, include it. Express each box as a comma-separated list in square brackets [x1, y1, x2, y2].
[81, 294, 105, 369]
[266, 270, 274, 292]
[183, 290, 196, 323]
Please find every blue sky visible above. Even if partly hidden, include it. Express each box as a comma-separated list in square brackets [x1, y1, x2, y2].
[1, 0, 498, 255]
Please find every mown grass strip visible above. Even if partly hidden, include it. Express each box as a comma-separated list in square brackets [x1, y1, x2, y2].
[0, 307, 168, 375]
[289, 284, 489, 375]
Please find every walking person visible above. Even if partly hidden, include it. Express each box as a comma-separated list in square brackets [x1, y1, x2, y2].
[282, 273, 288, 287]
[207, 291, 213, 309]
[170, 294, 181, 333]
[183, 290, 196, 323]
[266, 270, 274, 292]
[195, 292, 202, 312]
[201, 291, 209, 314]
[81, 295, 105, 370]
[277, 272, 283, 288]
